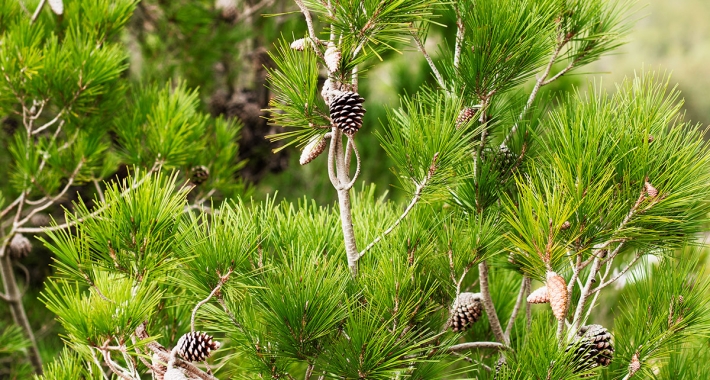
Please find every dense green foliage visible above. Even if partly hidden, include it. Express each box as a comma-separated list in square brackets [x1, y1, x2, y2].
[0, 1, 709, 379]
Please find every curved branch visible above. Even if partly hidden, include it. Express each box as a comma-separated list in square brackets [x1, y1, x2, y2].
[191, 268, 233, 332]
[409, 25, 446, 89]
[357, 153, 439, 259]
[478, 261, 506, 344]
[341, 137, 361, 190]
[30, 0, 47, 24]
[504, 276, 529, 341]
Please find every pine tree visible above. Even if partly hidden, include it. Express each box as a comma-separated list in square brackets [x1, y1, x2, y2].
[1, 1, 709, 379]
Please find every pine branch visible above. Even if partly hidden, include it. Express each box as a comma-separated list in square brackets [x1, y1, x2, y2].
[30, 0, 46, 24]
[15, 161, 162, 234]
[357, 153, 438, 259]
[448, 341, 509, 352]
[505, 276, 530, 342]
[478, 261, 506, 344]
[15, 160, 84, 227]
[453, 4, 464, 69]
[591, 253, 641, 295]
[410, 25, 446, 89]
[191, 268, 233, 332]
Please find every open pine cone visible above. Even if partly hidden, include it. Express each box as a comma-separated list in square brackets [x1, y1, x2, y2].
[449, 292, 483, 332]
[568, 324, 614, 371]
[176, 331, 221, 362]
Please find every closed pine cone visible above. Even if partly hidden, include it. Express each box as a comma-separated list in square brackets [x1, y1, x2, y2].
[527, 286, 549, 304]
[9, 233, 32, 259]
[300, 135, 328, 165]
[449, 292, 483, 332]
[546, 271, 568, 320]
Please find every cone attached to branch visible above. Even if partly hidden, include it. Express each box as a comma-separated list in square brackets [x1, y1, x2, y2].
[546, 271, 568, 320]
[190, 166, 210, 186]
[455, 107, 477, 128]
[527, 286, 549, 304]
[176, 331, 221, 362]
[329, 91, 366, 136]
[300, 134, 329, 165]
[448, 292, 483, 332]
[8, 233, 32, 259]
[644, 181, 658, 198]
[569, 324, 614, 371]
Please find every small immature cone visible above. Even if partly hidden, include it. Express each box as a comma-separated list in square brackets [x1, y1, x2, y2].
[300, 135, 328, 165]
[644, 181, 658, 198]
[324, 43, 341, 73]
[628, 352, 641, 377]
[455, 107, 477, 128]
[560, 220, 571, 230]
[290, 38, 307, 51]
[527, 286, 549, 304]
[48, 0, 64, 15]
[8, 233, 32, 259]
[546, 271, 568, 320]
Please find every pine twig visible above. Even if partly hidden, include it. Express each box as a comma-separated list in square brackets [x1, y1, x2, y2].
[409, 25, 446, 89]
[16, 161, 163, 234]
[30, 0, 46, 23]
[448, 341, 509, 352]
[453, 4, 464, 69]
[502, 38, 568, 148]
[478, 261, 506, 344]
[16, 160, 84, 227]
[504, 276, 530, 341]
[357, 153, 439, 259]
[191, 268, 233, 332]
[591, 253, 641, 295]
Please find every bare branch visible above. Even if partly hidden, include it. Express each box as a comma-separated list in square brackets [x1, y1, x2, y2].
[505, 276, 530, 341]
[591, 253, 641, 295]
[30, 0, 47, 24]
[341, 137, 361, 190]
[453, 5, 464, 68]
[16, 162, 162, 234]
[448, 341, 509, 352]
[478, 261, 506, 344]
[409, 25, 446, 89]
[191, 268, 233, 332]
[502, 39, 567, 148]
[357, 153, 439, 259]
[16, 160, 84, 227]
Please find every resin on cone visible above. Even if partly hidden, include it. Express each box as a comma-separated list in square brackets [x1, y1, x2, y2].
[546, 271, 568, 320]
[527, 286, 549, 304]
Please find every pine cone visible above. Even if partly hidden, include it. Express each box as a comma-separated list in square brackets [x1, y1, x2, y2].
[527, 286, 549, 304]
[163, 367, 190, 380]
[329, 91, 365, 136]
[569, 324, 614, 371]
[300, 134, 328, 165]
[449, 292, 483, 332]
[190, 166, 210, 186]
[291, 38, 307, 51]
[176, 331, 221, 362]
[546, 271, 568, 320]
[455, 107, 477, 128]
[215, 0, 238, 21]
[48, 0, 64, 15]
[324, 43, 341, 73]
[561, 220, 571, 230]
[644, 181, 658, 198]
[8, 234, 31, 259]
